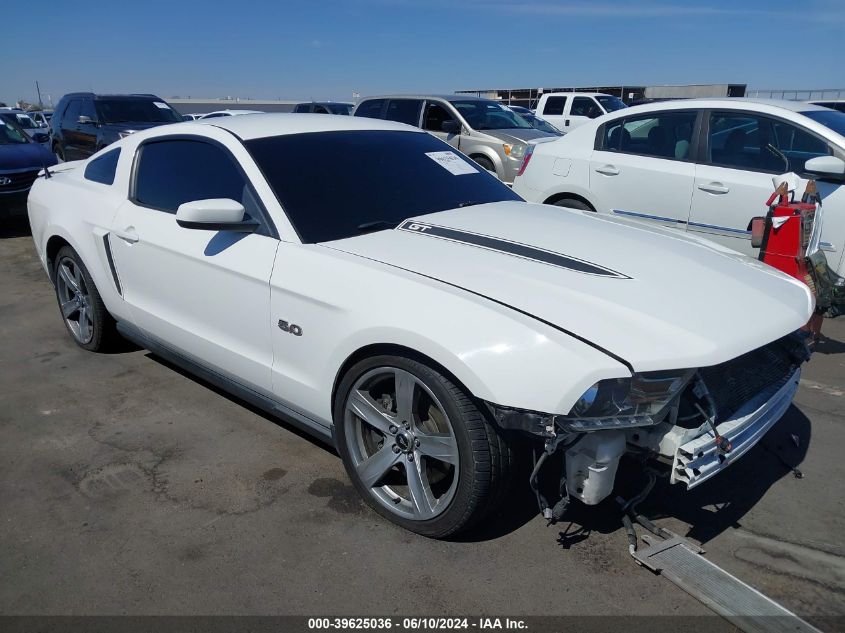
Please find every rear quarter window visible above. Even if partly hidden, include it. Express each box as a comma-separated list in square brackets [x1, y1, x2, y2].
[84, 149, 121, 185]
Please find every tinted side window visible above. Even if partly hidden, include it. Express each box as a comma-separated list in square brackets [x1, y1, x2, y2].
[63, 100, 81, 125]
[80, 99, 97, 120]
[571, 97, 602, 118]
[542, 96, 567, 116]
[84, 148, 120, 185]
[385, 99, 422, 126]
[313, 105, 330, 114]
[423, 102, 455, 132]
[354, 99, 385, 119]
[604, 111, 697, 159]
[134, 140, 253, 215]
[293, 104, 309, 113]
[707, 112, 832, 173]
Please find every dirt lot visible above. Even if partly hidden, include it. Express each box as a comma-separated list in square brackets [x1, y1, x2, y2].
[1, 219, 843, 628]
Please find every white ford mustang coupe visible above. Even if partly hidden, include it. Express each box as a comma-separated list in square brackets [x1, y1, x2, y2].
[28, 114, 814, 537]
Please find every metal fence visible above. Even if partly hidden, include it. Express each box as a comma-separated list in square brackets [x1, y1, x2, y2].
[748, 88, 844, 101]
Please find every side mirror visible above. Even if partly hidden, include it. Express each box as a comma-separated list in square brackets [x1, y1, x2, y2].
[750, 216, 766, 248]
[804, 155, 845, 180]
[175, 199, 258, 232]
[440, 120, 461, 134]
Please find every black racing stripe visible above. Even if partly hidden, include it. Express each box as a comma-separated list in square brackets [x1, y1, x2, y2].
[397, 220, 630, 279]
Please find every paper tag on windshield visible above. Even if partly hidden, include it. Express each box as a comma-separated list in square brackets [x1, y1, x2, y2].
[153, 101, 170, 109]
[425, 151, 478, 176]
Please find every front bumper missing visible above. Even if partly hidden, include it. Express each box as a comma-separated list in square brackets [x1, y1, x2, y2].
[672, 368, 801, 488]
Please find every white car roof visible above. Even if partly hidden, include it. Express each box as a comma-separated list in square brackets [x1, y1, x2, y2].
[192, 112, 421, 140]
[620, 97, 828, 115]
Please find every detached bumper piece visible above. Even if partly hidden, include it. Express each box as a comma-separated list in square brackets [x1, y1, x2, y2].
[673, 367, 800, 488]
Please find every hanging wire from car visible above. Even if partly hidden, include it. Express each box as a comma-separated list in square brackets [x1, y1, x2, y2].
[530, 432, 583, 524]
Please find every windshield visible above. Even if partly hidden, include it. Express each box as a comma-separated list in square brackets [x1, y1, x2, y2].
[595, 96, 627, 113]
[524, 114, 562, 135]
[95, 99, 182, 124]
[246, 130, 520, 243]
[13, 114, 37, 129]
[801, 110, 845, 138]
[448, 99, 533, 130]
[0, 118, 30, 144]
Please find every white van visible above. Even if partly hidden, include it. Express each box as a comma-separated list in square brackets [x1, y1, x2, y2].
[535, 92, 627, 133]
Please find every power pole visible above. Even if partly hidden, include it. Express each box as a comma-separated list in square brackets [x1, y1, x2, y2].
[35, 81, 43, 108]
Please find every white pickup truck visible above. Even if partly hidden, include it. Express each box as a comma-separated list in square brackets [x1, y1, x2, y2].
[534, 92, 627, 133]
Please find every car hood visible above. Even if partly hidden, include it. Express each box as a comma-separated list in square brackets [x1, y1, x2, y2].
[482, 128, 559, 144]
[325, 202, 813, 372]
[0, 142, 57, 171]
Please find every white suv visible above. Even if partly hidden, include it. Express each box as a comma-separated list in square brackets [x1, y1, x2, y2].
[513, 99, 845, 275]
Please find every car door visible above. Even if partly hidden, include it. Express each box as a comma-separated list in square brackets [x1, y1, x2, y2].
[77, 98, 99, 157]
[688, 110, 845, 268]
[109, 135, 280, 394]
[422, 100, 461, 149]
[537, 95, 567, 131]
[589, 109, 699, 229]
[567, 96, 603, 131]
[60, 99, 82, 159]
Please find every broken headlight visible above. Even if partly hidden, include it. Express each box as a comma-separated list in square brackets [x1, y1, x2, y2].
[557, 369, 695, 432]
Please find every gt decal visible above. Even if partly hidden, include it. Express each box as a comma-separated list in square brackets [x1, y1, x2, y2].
[396, 220, 630, 279]
[404, 222, 432, 233]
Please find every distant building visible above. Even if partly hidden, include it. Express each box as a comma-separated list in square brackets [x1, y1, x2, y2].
[455, 84, 746, 108]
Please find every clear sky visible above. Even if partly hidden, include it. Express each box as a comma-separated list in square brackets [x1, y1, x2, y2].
[2, 0, 843, 107]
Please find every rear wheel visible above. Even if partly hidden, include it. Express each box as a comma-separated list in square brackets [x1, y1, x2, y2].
[334, 355, 514, 538]
[53, 246, 117, 351]
[551, 197, 593, 211]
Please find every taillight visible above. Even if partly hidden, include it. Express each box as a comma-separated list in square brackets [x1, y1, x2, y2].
[517, 145, 535, 177]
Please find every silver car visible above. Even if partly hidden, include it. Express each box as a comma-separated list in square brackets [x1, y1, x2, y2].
[353, 95, 560, 184]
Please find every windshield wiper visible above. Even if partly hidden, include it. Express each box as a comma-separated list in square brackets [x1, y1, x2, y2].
[356, 220, 399, 234]
[457, 201, 483, 208]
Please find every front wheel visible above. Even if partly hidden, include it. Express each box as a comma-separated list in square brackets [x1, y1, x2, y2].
[334, 355, 514, 538]
[472, 155, 496, 175]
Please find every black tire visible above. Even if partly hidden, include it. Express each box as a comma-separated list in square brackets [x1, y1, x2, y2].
[334, 354, 514, 538]
[53, 245, 118, 352]
[472, 155, 496, 175]
[551, 197, 593, 211]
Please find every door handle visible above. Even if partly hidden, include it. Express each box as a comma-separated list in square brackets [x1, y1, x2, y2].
[594, 165, 620, 176]
[698, 182, 730, 194]
[114, 227, 139, 244]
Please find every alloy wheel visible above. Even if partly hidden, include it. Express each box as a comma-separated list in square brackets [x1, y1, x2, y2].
[56, 256, 94, 345]
[344, 367, 460, 521]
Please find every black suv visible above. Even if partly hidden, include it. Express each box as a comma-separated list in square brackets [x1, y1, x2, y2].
[50, 93, 182, 161]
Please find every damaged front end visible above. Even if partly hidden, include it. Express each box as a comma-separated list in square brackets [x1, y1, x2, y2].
[487, 332, 812, 520]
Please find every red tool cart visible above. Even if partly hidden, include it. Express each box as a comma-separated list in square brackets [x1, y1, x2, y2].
[751, 179, 844, 340]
